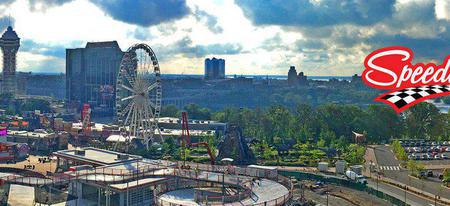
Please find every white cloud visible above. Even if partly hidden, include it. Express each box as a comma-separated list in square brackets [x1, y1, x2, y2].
[3, 0, 445, 76]
[436, 0, 450, 20]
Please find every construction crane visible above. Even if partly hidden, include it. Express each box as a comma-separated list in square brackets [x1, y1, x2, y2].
[181, 111, 215, 166]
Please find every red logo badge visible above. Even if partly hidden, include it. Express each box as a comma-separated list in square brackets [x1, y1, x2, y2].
[362, 46, 450, 113]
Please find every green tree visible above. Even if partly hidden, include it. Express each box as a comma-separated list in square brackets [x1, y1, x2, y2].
[266, 105, 291, 143]
[318, 128, 336, 146]
[184, 104, 211, 120]
[407, 159, 425, 177]
[161, 104, 180, 117]
[391, 141, 408, 162]
[443, 169, 450, 186]
[342, 144, 365, 164]
[365, 105, 403, 143]
[404, 102, 444, 140]
[21, 99, 51, 113]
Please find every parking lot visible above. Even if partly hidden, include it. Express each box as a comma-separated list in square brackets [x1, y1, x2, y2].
[400, 140, 449, 161]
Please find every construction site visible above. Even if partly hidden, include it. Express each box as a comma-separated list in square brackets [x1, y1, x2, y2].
[0, 146, 292, 206]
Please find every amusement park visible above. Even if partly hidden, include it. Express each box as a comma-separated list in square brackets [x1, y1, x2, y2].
[0, 43, 296, 206]
[0, 40, 447, 206]
[1, 1, 450, 205]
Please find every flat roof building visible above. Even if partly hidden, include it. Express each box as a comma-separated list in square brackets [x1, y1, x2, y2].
[53, 147, 142, 167]
[204, 57, 225, 80]
[5, 130, 68, 152]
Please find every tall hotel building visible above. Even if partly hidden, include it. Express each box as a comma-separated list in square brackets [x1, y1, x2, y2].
[204, 57, 225, 80]
[66, 41, 124, 115]
[0, 26, 20, 95]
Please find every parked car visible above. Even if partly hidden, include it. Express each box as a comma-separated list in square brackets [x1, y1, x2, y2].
[413, 147, 421, 153]
[427, 170, 433, 177]
[434, 155, 441, 160]
[442, 154, 448, 159]
[414, 154, 421, 160]
[404, 147, 412, 153]
[419, 171, 427, 178]
[431, 147, 438, 152]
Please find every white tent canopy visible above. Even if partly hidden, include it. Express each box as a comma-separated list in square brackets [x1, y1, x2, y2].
[106, 134, 136, 142]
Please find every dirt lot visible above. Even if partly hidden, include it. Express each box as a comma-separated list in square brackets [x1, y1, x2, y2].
[0, 154, 55, 175]
[0, 144, 81, 175]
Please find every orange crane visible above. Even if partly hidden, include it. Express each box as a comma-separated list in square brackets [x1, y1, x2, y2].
[181, 111, 215, 165]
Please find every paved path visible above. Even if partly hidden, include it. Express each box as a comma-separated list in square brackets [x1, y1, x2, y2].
[7, 184, 35, 206]
[373, 145, 400, 170]
[379, 165, 401, 171]
[367, 179, 446, 206]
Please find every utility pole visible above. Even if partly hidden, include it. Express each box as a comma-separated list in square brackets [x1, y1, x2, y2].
[404, 184, 407, 206]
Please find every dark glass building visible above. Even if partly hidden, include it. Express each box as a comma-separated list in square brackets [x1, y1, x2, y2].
[204, 57, 225, 80]
[66, 41, 124, 115]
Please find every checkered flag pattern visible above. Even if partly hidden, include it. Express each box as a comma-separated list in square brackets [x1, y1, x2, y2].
[378, 85, 450, 111]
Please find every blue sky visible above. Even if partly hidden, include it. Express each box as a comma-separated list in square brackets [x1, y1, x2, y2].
[0, 0, 450, 76]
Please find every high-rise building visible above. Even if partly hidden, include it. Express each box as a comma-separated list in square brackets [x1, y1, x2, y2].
[204, 57, 225, 80]
[287, 66, 308, 86]
[287, 66, 297, 86]
[0, 26, 20, 95]
[66, 41, 124, 115]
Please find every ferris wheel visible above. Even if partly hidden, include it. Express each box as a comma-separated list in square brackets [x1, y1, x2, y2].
[115, 43, 162, 150]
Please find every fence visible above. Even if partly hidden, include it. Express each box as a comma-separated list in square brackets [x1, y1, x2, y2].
[153, 163, 293, 206]
[280, 170, 408, 206]
[1, 161, 294, 206]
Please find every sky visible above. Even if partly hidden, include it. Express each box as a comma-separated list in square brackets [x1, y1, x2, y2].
[0, 0, 449, 76]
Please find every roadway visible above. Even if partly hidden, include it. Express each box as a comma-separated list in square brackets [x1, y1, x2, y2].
[367, 179, 446, 206]
[372, 145, 450, 204]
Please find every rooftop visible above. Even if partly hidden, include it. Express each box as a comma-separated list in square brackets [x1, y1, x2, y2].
[8, 130, 56, 138]
[0, 26, 19, 40]
[156, 117, 226, 125]
[53, 147, 142, 166]
[85, 41, 120, 49]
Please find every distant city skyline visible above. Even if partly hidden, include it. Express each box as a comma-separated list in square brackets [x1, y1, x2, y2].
[0, 0, 449, 76]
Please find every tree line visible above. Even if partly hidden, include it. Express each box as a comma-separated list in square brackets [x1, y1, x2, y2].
[163, 102, 449, 148]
